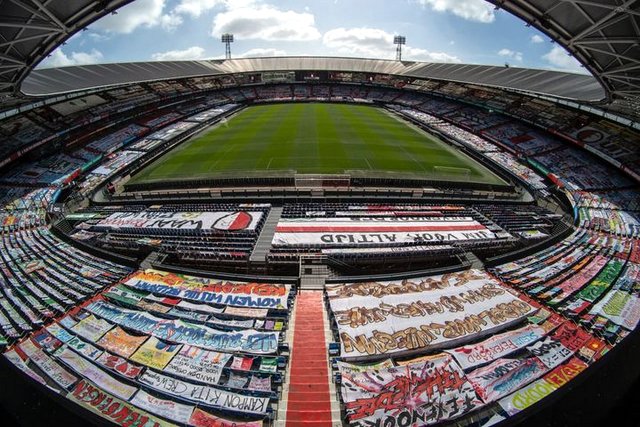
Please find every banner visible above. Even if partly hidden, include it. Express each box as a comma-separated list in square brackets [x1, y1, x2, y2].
[337, 359, 394, 375]
[124, 269, 290, 309]
[589, 290, 640, 330]
[189, 408, 263, 427]
[224, 306, 269, 318]
[328, 270, 535, 358]
[72, 315, 113, 342]
[340, 353, 481, 426]
[96, 211, 263, 231]
[273, 217, 497, 246]
[130, 336, 181, 370]
[499, 357, 587, 416]
[527, 337, 573, 370]
[164, 345, 232, 385]
[19, 339, 78, 389]
[56, 347, 137, 400]
[96, 352, 143, 379]
[139, 370, 270, 414]
[66, 335, 103, 361]
[466, 357, 547, 403]
[87, 300, 280, 354]
[130, 389, 194, 424]
[446, 324, 547, 370]
[70, 381, 177, 427]
[97, 326, 147, 357]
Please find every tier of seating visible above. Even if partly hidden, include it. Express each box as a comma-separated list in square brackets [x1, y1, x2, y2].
[5, 267, 294, 425]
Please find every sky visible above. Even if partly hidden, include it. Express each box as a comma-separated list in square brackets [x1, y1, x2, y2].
[37, 0, 587, 74]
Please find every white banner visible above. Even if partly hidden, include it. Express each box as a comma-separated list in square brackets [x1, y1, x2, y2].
[327, 270, 536, 358]
[272, 217, 497, 246]
[445, 324, 547, 370]
[164, 345, 232, 385]
[139, 370, 270, 414]
[340, 353, 482, 426]
[131, 389, 194, 424]
[466, 357, 547, 403]
[56, 347, 137, 400]
[96, 211, 263, 231]
[526, 337, 573, 370]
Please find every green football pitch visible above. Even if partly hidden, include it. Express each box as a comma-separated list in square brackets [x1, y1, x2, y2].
[130, 103, 504, 185]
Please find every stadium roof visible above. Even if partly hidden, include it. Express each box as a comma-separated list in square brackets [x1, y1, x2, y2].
[22, 57, 604, 101]
[0, 0, 639, 120]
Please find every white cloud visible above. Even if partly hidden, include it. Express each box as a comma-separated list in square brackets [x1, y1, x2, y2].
[417, 0, 496, 23]
[174, 0, 227, 17]
[323, 27, 460, 63]
[239, 48, 287, 57]
[498, 48, 523, 62]
[531, 34, 544, 43]
[160, 13, 183, 31]
[542, 45, 585, 73]
[212, 5, 321, 41]
[92, 0, 166, 33]
[39, 48, 103, 68]
[151, 46, 206, 61]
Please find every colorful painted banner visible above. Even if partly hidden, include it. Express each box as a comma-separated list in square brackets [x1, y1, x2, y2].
[328, 270, 535, 358]
[124, 269, 290, 309]
[96, 211, 263, 231]
[69, 380, 176, 427]
[97, 326, 147, 358]
[4, 348, 48, 387]
[164, 345, 232, 385]
[87, 300, 280, 354]
[273, 216, 497, 246]
[337, 359, 395, 374]
[466, 357, 547, 403]
[445, 324, 547, 370]
[96, 352, 143, 379]
[71, 315, 113, 342]
[499, 357, 587, 416]
[55, 347, 137, 400]
[130, 336, 181, 370]
[589, 290, 640, 330]
[189, 408, 263, 427]
[551, 322, 592, 352]
[139, 370, 270, 414]
[224, 306, 269, 318]
[340, 353, 481, 426]
[130, 389, 194, 424]
[577, 259, 624, 302]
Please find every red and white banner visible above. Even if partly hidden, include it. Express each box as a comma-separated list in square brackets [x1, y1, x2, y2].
[96, 211, 263, 231]
[272, 217, 498, 246]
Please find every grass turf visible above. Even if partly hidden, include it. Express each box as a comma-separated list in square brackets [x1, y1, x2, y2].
[130, 103, 504, 185]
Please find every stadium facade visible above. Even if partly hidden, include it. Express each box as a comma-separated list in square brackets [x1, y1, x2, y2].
[0, 1, 639, 427]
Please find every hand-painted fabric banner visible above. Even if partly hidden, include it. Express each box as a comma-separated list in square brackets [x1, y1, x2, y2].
[139, 370, 270, 415]
[130, 388, 194, 424]
[273, 216, 497, 246]
[55, 347, 136, 400]
[499, 357, 587, 416]
[66, 335, 103, 360]
[340, 353, 481, 426]
[4, 348, 48, 387]
[19, 339, 78, 389]
[248, 375, 271, 392]
[96, 210, 263, 231]
[164, 345, 232, 385]
[189, 408, 263, 427]
[130, 336, 181, 370]
[97, 326, 147, 358]
[87, 300, 280, 354]
[258, 357, 278, 373]
[466, 357, 547, 403]
[96, 352, 143, 379]
[71, 314, 113, 342]
[231, 356, 254, 371]
[336, 359, 394, 374]
[589, 290, 640, 330]
[46, 323, 74, 343]
[446, 324, 547, 370]
[70, 381, 177, 427]
[124, 269, 290, 309]
[224, 306, 269, 318]
[328, 269, 535, 358]
[527, 337, 573, 370]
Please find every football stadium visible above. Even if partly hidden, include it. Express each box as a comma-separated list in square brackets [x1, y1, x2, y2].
[0, 1, 638, 427]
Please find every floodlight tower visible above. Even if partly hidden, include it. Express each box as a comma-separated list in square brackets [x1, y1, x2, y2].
[221, 33, 234, 59]
[394, 35, 406, 61]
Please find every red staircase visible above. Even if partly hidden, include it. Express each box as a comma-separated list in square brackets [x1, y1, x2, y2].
[285, 291, 334, 426]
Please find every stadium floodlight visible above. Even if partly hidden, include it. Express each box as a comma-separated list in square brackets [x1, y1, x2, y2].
[394, 35, 406, 61]
[221, 33, 234, 59]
